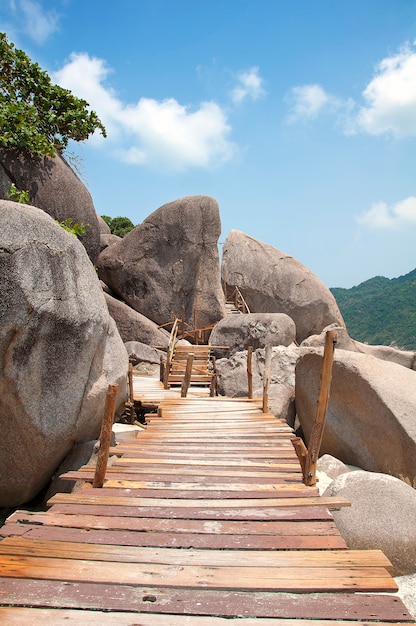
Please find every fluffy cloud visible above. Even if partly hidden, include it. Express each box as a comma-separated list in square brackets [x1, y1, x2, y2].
[285, 84, 338, 123]
[231, 67, 265, 104]
[9, 0, 59, 44]
[54, 53, 236, 171]
[358, 197, 416, 229]
[356, 44, 416, 137]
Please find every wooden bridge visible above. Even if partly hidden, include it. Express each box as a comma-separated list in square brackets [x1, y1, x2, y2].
[0, 371, 414, 623]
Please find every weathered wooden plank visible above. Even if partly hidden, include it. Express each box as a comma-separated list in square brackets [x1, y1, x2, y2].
[113, 457, 304, 469]
[61, 465, 303, 480]
[0, 524, 348, 549]
[47, 492, 350, 509]
[100, 480, 314, 493]
[1, 607, 413, 625]
[3, 512, 341, 536]
[0, 538, 392, 569]
[0, 554, 398, 591]
[60, 469, 302, 483]
[0, 583, 412, 621]
[47, 502, 339, 520]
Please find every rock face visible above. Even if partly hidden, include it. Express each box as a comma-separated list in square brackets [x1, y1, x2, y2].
[0, 147, 100, 263]
[324, 470, 416, 575]
[104, 292, 170, 347]
[97, 196, 226, 332]
[216, 345, 311, 424]
[210, 313, 296, 358]
[296, 349, 416, 485]
[222, 230, 344, 343]
[0, 201, 128, 507]
[124, 341, 165, 366]
[302, 324, 416, 369]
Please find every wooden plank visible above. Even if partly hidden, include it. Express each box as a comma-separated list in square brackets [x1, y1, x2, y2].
[46, 500, 341, 519]
[0, 583, 411, 621]
[4, 512, 342, 536]
[0, 525, 348, 550]
[0, 524, 347, 551]
[47, 492, 350, 509]
[101, 480, 314, 493]
[0, 607, 412, 625]
[0, 538, 393, 569]
[0, 554, 398, 591]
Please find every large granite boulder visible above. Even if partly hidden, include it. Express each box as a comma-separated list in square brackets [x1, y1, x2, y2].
[302, 324, 416, 369]
[97, 195, 226, 332]
[210, 313, 296, 358]
[0, 147, 100, 263]
[324, 470, 416, 575]
[104, 292, 170, 347]
[0, 201, 128, 507]
[216, 345, 314, 424]
[296, 349, 416, 485]
[222, 230, 344, 343]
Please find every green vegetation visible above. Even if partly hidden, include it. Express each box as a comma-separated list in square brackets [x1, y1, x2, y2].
[7, 183, 29, 203]
[0, 32, 106, 157]
[56, 218, 88, 238]
[330, 269, 416, 350]
[101, 215, 135, 237]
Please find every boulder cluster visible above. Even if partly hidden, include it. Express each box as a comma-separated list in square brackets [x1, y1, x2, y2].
[1, 151, 415, 592]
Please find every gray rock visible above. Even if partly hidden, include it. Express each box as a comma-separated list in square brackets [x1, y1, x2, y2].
[210, 313, 296, 359]
[302, 324, 416, 369]
[0, 201, 128, 507]
[100, 233, 122, 252]
[97, 195, 226, 330]
[124, 341, 165, 365]
[324, 470, 416, 575]
[222, 230, 344, 343]
[105, 292, 170, 347]
[97, 214, 111, 234]
[0, 147, 100, 263]
[217, 345, 312, 424]
[296, 349, 416, 485]
[395, 574, 416, 619]
[317, 454, 352, 480]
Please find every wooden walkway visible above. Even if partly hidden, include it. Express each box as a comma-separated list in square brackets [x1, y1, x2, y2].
[0, 381, 413, 624]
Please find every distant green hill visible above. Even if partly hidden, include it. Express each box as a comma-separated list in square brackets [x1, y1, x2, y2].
[330, 269, 416, 351]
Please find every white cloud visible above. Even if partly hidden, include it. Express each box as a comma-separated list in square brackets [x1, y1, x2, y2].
[231, 67, 265, 104]
[285, 84, 338, 123]
[53, 53, 236, 171]
[356, 44, 416, 137]
[357, 197, 416, 229]
[10, 0, 59, 44]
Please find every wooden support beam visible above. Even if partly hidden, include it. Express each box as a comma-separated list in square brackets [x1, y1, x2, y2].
[181, 353, 195, 397]
[93, 384, 119, 488]
[262, 344, 272, 413]
[303, 330, 338, 486]
[247, 346, 253, 399]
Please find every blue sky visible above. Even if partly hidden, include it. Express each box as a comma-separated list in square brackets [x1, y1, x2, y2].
[2, 0, 416, 288]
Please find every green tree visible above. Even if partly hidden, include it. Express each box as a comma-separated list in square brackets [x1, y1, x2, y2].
[0, 32, 106, 157]
[101, 215, 135, 237]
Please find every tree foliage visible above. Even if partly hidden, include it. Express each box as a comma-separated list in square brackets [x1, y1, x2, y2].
[330, 268, 416, 350]
[101, 215, 135, 237]
[0, 32, 106, 157]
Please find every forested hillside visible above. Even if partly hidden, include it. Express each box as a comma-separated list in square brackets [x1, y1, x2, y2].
[330, 268, 416, 351]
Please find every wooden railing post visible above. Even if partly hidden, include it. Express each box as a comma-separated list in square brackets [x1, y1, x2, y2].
[262, 344, 272, 413]
[303, 329, 338, 486]
[247, 345, 253, 399]
[181, 353, 195, 397]
[93, 384, 119, 488]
